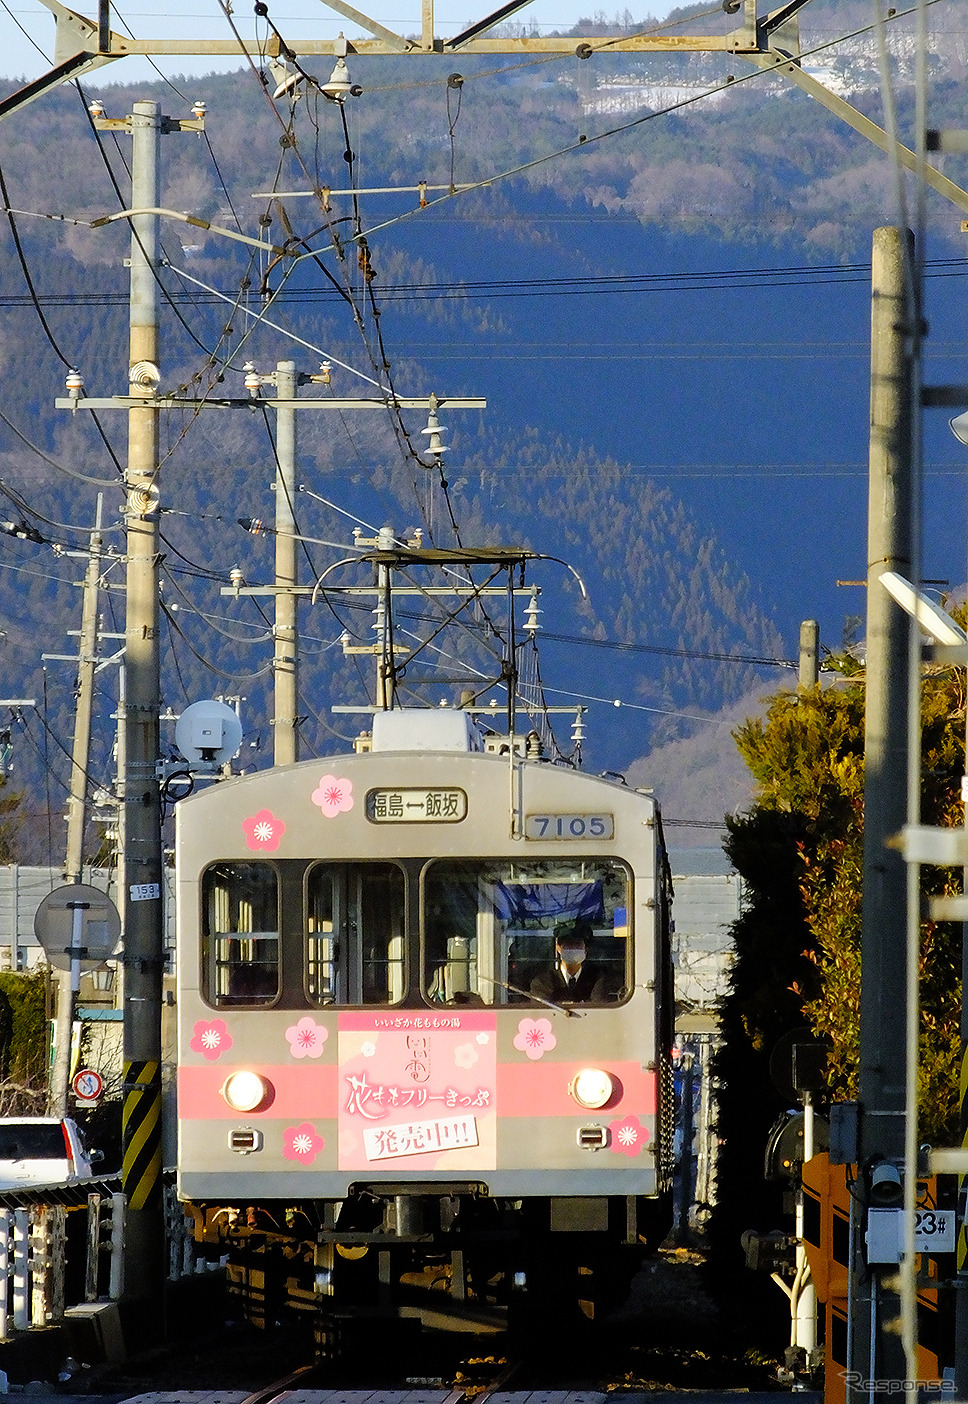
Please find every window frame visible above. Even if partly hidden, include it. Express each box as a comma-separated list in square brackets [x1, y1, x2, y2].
[199, 860, 282, 1010]
[419, 855, 635, 1009]
[304, 859, 410, 1008]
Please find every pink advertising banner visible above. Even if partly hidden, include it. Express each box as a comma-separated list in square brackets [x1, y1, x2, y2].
[337, 1011, 497, 1171]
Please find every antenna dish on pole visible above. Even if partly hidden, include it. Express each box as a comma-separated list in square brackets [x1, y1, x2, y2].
[175, 699, 243, 769]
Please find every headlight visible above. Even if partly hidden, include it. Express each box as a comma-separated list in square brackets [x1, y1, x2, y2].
[570, 1068, 614, 1110]
[221, 1071, 272, 1112]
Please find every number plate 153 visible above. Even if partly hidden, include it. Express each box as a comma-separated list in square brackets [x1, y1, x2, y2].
[525, 813, 614, 840]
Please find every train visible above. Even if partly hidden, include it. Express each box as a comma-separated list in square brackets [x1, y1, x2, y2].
[175, 700, 675, 1339]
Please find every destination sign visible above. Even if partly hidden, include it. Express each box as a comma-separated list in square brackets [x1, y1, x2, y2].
[366, 788, 467, 823]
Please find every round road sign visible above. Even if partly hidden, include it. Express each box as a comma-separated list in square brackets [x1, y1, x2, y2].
[34, 884, 121, 971]
[72, 1068, 103, 1102]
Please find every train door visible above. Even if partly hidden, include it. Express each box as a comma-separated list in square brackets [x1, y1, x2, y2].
[306, 862, 406, 1005]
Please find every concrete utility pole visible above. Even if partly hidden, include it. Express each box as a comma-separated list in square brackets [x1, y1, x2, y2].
[798, 619, 819, 689]
[50, 493, 105, 1116]
[64, 494, 104, 885]
[273, 361, 298, 766]
[850, 225, 915, 1395]
[121, 99, 165, 1305]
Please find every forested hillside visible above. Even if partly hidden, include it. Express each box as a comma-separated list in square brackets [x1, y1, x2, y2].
[0, 0, 966, 861]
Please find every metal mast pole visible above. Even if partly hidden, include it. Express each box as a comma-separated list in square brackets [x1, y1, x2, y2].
[376, 525, 395, 709]
[850, 225, 915, 1396]
[51, 493, 104, 1115]
[273, 361, 298, 766]
[121, 98, 165, 1305]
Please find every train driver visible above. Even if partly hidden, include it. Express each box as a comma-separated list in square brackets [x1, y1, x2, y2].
[529, 918, 617, 1003]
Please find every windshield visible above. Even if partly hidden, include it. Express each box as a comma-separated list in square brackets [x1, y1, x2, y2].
[0, 1124, 69, 1160]
[422, 857, 632, 1006]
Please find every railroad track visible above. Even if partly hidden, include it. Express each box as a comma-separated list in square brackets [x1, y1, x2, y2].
[212, 1354, 523, 1404]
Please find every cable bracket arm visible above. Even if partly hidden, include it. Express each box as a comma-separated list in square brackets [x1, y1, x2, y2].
[315, 0, 410, 51]
[743, 54, 968, 216]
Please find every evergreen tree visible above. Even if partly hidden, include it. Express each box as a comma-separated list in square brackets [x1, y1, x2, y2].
[708, 664, 963, 1342]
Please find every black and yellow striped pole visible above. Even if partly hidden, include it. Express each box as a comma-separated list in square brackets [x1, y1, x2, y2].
[123, 1059, 163, 1212]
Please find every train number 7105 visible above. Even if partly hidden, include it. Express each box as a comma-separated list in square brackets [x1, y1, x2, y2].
[524, 813, 614, 840]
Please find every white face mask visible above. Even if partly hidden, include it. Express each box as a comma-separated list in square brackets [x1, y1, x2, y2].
[558, 946, 586, 965]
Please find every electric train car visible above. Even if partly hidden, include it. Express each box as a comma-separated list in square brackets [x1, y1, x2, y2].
[176, 709, 674, 1334]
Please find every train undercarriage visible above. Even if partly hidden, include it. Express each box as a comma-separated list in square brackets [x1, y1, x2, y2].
[188, 1187, 672, 1350]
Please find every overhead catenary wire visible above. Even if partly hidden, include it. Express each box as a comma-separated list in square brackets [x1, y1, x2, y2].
[4, 0, 923, 489]
[0, 153, 125, 478]
[297, 483, 382, 533]
[0, 407, 120, 488]
[161, 599, 275, 681]
[20, 691, 109, 798]
[283, 0, 953, 259]
[202, 19, 452, 539]
[539, 631, 796, 668]
[0, 0, 927, 803]
[162, 568, 273, 643]
[159, 531, 233, 582]
[15, 256, 968, 305]
[0, 559, 80, 588]
[161, 264, 382, 387]
[541, 684, 737, 723]
[6, 259, 968, 310]
[0, 474, 113, 538]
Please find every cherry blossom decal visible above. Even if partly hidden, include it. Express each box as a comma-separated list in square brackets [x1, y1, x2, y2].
[283, 1122, 325, 1165]
[285, 1017, 328, 1059]
[513, 1017, 557, 1061]
[609, 1114, 648, 1158]
[190, 1019, 231, 1062]
[311, 775, 354, 819]
[242, 808, 285, 852]
[280, 1123, 323, 1168]
[454, 1042, 479, 1070]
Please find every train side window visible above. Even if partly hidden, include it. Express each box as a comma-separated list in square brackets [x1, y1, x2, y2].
[201, 862, 279, 1007]
[306, 862, 407, 1005]
[421, 859, 632, 1006]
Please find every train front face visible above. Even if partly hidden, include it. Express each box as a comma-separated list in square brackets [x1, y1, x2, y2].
[175, 745, 673, 1308]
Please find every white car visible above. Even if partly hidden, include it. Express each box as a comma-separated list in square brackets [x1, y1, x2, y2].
[0, 1117, 100, 1192]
